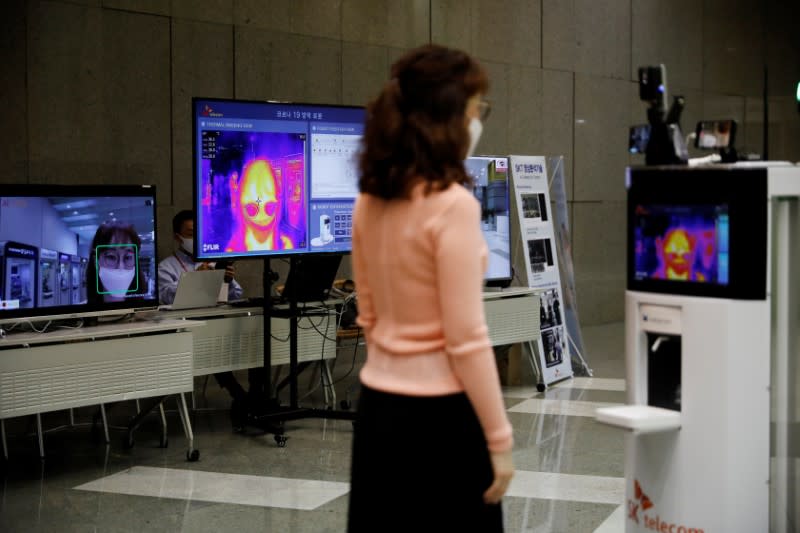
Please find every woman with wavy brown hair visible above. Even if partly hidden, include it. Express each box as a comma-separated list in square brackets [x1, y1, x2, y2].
[348, 44, 514, 532]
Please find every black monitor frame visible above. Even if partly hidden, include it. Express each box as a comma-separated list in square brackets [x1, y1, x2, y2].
[627, 166, 767, 300]
[191, 97, 364, 261]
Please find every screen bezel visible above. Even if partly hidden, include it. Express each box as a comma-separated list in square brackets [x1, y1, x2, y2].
[627, 166, 767, 300]
[0, 184, 159, 322]
[192, 97, 365, 261]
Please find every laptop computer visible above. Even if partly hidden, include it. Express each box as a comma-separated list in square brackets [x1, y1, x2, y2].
[160, 269, 226, 310]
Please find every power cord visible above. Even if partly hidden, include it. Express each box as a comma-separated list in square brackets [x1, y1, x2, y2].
[280, 291, 361, 403]
[0, 317, 89, 336]
[331, 326, 362, 386]
[28, 320, 53, 333]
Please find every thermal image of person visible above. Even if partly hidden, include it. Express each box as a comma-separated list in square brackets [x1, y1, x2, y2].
[201, 178, 212, 208]
[283, 159, 305, 237]
[85, 222, 147, 304]
[653, 227, 706, 281]
[225, 159, 295, 252]
[695, 227, 716, 279]
[228, 171, 239, 211]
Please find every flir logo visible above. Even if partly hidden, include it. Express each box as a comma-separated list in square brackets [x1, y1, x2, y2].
[202, 243, 220, 252]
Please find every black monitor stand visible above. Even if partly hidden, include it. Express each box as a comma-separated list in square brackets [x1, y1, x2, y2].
[249, 256, 356, 447]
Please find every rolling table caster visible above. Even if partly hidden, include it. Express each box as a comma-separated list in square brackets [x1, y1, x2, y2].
[537, 383, 546, 392]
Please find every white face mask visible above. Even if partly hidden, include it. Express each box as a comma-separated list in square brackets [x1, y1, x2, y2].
[99, 267, 136, 295]
[466, 117, 483, 158]
[179, 236, 194, 256]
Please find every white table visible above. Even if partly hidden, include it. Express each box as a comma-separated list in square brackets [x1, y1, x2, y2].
[138, 305, 339, 406]
[142, 306, 337, 374]
[0, 318, 204, 460]
[483, 287, 541, 346]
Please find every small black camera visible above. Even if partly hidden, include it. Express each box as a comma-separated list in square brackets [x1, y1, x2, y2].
[638, 65, 667, 109]
[634, 64, 688, 166]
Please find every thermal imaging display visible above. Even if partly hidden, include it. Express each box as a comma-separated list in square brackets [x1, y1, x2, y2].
[632, 204, 729, 285]
[193, 98, 365, 259]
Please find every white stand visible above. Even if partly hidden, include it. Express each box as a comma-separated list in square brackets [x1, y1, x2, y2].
[596, 164, 800, 533]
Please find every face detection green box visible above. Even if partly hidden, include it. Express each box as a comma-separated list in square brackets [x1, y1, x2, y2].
[95, 243, 139, 295]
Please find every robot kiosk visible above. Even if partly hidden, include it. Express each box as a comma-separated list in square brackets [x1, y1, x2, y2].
[597, 163, 800, 533]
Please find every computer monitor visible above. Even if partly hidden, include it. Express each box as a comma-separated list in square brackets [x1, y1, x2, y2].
[694, 119, 737, 150]
[192, 98, 365, 260]
[464, 156, 513, 284]
[0, 185, 158, 322]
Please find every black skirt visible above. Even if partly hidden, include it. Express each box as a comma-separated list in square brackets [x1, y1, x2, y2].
[347, 384, 503, 533]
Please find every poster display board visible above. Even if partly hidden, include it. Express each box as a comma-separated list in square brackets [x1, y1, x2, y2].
[509, 155, 573, 388]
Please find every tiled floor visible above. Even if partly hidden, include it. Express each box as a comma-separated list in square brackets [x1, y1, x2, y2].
[0, 322, 627, 532]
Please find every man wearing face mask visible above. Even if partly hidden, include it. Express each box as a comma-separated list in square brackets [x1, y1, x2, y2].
[158, 210, 243, 305]
[159, 210, 263, 428]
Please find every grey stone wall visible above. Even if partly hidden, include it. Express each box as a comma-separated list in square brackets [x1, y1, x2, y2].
[2, 0, 798, 323]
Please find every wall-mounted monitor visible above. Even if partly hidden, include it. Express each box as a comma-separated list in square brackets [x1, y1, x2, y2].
[464, 156, 513, 284]
[0, 185, 158, 322]
[627, 166, 767, 299]
[192, 98, 365, 260]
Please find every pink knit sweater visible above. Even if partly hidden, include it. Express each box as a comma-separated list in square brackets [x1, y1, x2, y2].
[352, 182, 513, 452]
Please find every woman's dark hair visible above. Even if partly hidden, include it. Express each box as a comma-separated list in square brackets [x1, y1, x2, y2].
[85, 222, 147, 305]
[359, 44, 489, 199]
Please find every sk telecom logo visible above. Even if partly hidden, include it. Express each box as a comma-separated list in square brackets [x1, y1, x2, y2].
[201, 105, 223, 118]
[627, 479, 705, 533]
[628, 480, 653, 523]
